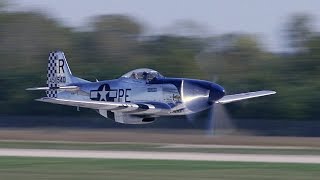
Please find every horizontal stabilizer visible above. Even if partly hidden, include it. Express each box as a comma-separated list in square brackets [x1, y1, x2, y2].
[216, 90, 276, 104]
[26, 86, 79, 91]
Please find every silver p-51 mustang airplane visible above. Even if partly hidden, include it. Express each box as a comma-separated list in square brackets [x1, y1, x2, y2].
[27, 51, 276, 124]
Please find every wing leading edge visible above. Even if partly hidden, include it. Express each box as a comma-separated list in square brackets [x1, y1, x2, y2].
[36, 97, 171, 114]
[216, 90, 276, 104]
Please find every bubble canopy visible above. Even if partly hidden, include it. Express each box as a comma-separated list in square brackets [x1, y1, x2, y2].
[121, 68, 164, 81]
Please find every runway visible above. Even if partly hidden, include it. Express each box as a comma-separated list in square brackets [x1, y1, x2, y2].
[1, 148, 320, 164]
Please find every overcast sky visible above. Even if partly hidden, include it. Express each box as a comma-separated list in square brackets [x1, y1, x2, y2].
[13, 0, 320, 52]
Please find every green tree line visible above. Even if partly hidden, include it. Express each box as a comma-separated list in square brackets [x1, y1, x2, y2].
[0, 6, 320, 120]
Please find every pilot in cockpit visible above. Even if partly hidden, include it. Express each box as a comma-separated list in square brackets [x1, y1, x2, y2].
[130, 72, 138, 79]
[142, 72, 148, 80]
[128, 70, 160, 82]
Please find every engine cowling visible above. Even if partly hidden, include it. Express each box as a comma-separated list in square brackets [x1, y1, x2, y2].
[181, 80, 225, 113]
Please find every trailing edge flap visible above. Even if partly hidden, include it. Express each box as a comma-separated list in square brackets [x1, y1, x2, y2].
[216, 90, 276, 104]
[36, 98, 171, 112]
[26, 86, 79, 91]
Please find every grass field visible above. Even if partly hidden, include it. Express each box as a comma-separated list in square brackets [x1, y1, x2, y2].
[0, 141, 320, 155]
[0, 130, 319, 179]
[0, 157, 319, 180]
[2, 129, 320, 147]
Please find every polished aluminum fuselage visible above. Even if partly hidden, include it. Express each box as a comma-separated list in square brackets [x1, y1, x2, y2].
[57, 77, 225, 116]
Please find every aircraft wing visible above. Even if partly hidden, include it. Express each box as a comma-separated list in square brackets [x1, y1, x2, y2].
[36, 97, 171, 113]
[216, 90, 276, 104]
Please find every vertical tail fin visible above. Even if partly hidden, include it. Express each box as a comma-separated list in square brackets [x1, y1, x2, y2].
[26, 51, 89, 96]
[46, 51, 73, 97]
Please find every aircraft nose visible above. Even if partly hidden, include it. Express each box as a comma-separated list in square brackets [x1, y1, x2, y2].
[209, 83, 225, 102]
[181, 80, 225, 112]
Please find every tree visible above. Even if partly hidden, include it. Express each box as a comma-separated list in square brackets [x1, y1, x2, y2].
[284, 13, 314, 52]
[164, 19, 208, 37]
[92, 15, 143, 58]
[0, 11, 73, 115]
[0, 0, 7, 11]
[196, 34, 262, 84]
[86, 15, 147, 78]
[142, 35, 205, 78]
[0, 12, 72, 72]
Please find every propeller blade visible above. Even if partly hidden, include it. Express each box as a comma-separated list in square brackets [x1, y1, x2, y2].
[186, 112, 197, 124]
[206, 104, 215, 135]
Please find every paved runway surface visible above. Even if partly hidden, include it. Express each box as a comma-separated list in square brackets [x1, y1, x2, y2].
[1, 148, 320, 164]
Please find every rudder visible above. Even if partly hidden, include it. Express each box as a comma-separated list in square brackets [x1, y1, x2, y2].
[46, 51, 73, 97]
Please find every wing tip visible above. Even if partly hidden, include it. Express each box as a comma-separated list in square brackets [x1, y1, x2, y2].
[264, 90, 277, 95]
[35, 97, 51, 101]
[26, 87, 49, 91]
[35, 98, 44, 102]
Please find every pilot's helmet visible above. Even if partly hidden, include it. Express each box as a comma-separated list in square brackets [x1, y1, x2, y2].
[131, 72, 137, 79]
[142, 72, 148, 80]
